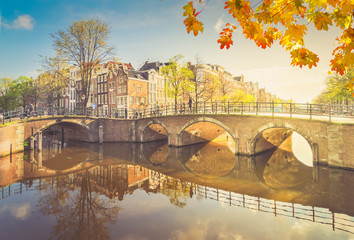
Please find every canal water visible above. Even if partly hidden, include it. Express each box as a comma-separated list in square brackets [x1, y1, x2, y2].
[0, 134, 353, 239]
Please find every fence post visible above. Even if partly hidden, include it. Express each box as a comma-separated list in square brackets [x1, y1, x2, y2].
[329, 104, 331, 122]
[227, 100, 230, 114]
[256, 102, 258, 115]
[241, 102, 244, 115]
[204, 101, 206, 114]
[272, 101, 274, 117]
[216, 102, 218, 114]
[310, 104, 312, 119]
[290, 103, 293, 118]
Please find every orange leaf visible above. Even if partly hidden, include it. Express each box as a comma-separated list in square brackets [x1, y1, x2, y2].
[184, 16, 204, 36]
[290, 48, 319, 69]
[314, 12, 332, 31]
[218, 34, 233, 49]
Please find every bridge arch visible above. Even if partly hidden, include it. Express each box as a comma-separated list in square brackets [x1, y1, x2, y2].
[33, 119, 93, 142]
[250, 122, 318, 163]
[176, 116, 238, 152]
[140, 120, 169, 143]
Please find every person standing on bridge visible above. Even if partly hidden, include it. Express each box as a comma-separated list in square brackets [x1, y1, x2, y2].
[188, 97, 192, 113]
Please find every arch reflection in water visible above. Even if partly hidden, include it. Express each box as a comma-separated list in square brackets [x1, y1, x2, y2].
[179, 142, 236, 179]
[254, 130, 313, 189]
[142, 140, 169, 165]
[292, 131, 313, 167]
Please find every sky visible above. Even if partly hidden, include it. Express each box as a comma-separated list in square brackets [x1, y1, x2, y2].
[0, 0, 343, 102]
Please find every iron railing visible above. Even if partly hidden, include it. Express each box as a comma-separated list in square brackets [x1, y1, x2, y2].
[1, 102, 353, 125]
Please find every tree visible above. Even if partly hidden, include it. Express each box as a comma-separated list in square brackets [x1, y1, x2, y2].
[189, 56, 207, 109]
[15, 76, 37, 109]
[38, 56, 71, 107]
[0, 78, 19, 111]
[313, 69, 354, 104]
[203, 75, 220, 103]
[181, 0, 353, 74]
[217, 72, 234, 103]
[160, 55, 194, 112]
[230, 88, 256, 102]
[51, 18, 114, 110]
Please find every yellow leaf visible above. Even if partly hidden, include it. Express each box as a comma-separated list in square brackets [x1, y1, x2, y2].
[314, 12, 332, 31]
[183, 2, 195, 17]
[285, 24, 307, 42]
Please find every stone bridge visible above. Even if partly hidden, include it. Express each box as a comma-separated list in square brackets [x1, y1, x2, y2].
[0, 114, 353, 169]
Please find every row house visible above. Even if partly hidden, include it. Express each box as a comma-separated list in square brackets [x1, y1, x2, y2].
[59, 67, 78, 111]
[139, 61, 172, 107]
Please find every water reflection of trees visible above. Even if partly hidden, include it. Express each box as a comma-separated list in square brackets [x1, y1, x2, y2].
[160, 177, 191, 208]
[38, 170, 119, 240]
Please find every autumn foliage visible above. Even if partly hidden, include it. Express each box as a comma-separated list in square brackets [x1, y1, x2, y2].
[182, 0, 353, 74]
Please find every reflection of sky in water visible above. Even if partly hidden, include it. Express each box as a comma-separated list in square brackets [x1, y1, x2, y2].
[292, 132, 313, 167]
[111, 190, 351, 240]
[0, 203, 31, 220]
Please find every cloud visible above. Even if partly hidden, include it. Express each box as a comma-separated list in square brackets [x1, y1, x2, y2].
[2, 14, 35, 30]
[0, 203, 32, 220]
[214, 16, 225, 33]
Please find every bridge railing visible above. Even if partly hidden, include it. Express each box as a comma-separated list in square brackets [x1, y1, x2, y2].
[1, 102, 353, 124]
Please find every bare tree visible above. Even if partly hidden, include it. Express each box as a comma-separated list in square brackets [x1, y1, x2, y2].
[218, 73, 233, 103]
[189, 56, 206, 111]
[51, 18, 114, 110]
[38, 55, 71, 108]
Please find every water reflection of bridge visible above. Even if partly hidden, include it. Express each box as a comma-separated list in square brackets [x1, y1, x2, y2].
[192, 184, 354, 235]
[1, 164, 354, 235]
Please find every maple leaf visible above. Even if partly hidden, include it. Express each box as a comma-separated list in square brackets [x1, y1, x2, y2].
[313, 12, 333, 31]
[290, 48, 319, 69]
[218, 34, 233, 49]
[183, 1, 195, 17]
[182, 1, 204, 36]
[184, 16, 204, 36]
[175, 0, 352, 76]
[218, 25, 236, 49]
[285, 24, 307, 42]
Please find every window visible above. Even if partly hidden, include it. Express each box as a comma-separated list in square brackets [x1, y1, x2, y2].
[137, 97, 141, 104]
[123, 85, 127, 94]
[118, 86, 121, 94]
[137, 85, 142, 93]
[112, 93, 115, 104]
[142, 97, 146, 105]
[124, 97, 127, 105]
[130, 96, 135, 105]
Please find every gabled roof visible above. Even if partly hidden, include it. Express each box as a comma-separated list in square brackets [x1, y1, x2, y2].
[128, 70, 148, 80]
[139, 61, 168, 71]
[104, 61, 135, 71]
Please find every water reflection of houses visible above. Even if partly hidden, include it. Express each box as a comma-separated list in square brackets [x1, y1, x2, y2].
[88, 165, 150, 200]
